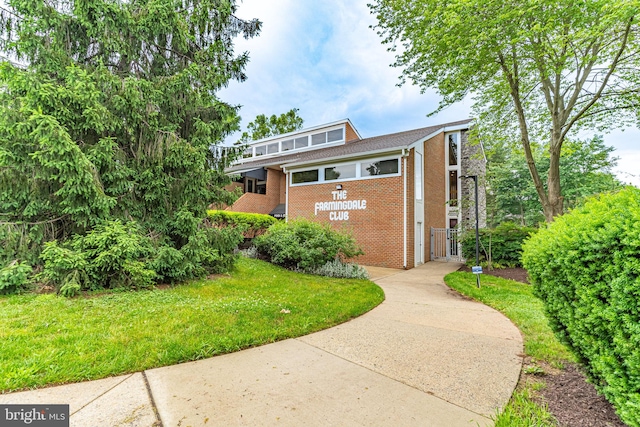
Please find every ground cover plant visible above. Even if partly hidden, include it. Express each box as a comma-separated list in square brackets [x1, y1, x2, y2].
[523, 186, 640, 427]
[0, 257, 384, 392]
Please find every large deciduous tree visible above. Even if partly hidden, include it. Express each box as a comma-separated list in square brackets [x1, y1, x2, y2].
[0, 0, 260, 288]
[237, 108, 304, 144]
[487, 136, 622, 226]
[369, 0, 639, 221]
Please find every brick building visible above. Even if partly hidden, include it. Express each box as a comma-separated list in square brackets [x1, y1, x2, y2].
[226, 119, 485, 269]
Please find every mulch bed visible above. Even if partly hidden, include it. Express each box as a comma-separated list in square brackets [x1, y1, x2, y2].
[457, 265, 628, 426]
[458, 265, 530, 283]
[538, 363, 626, 427]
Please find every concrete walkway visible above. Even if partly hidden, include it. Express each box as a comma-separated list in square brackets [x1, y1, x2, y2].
[0, 262, 523, 426]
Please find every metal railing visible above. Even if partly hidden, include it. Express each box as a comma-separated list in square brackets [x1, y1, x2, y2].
[430, 228, 461, 262]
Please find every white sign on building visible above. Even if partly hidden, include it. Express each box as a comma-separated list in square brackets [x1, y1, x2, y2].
[314, 190, 367, 221]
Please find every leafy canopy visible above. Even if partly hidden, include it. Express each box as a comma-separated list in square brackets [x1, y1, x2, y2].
[487, 136, 622, 226]
[370, 0, 640, 220]
[237, 108, 304, 144]
[0, 0, 260, 291]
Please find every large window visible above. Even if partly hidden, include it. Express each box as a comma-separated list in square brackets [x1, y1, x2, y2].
[415, 152, 423, 200]
[292, 169, 319, 184]
[290, 156, 401, 186]
[282, 139, 294, 151]
[325, 164, 356, 181]
[294, 136, 309, 149]
[267, 143, 279, 154]
[327, 129, 343, 142]
[448, 134, 458, 166]
[311, 132, 326, 146]
[243, 127, 345, 160]
[361, 159, 399, 177]
[449, 170, 458, 206]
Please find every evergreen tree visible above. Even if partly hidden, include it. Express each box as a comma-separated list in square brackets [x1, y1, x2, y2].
[0, 0, 261, 291]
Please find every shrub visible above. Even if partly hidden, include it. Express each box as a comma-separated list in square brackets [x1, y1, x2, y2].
[0, 261, 32, 294]
[304, 260, 369, 279]
[461, 222, 536, 268]
[254, 218, 363, 270]
[39, 219, 244, 295]
[40, 220, 156, 295]
[207, 210, 277, 238]
[522, 187, 640, 427]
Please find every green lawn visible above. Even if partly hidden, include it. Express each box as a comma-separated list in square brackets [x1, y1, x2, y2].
[444, 272, 574, 427]
[0, 257, 384, 392]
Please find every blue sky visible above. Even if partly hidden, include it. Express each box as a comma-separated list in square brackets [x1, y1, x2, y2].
[220, 0, 640, 186]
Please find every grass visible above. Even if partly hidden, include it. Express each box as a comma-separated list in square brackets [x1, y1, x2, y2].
[0, 257, 384, 393]
[444, 272, 574, 427]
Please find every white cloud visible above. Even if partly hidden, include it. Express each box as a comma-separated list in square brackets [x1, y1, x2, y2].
[221, 1, 638, 186]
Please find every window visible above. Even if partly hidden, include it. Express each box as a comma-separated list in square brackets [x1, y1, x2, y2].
[292, 169, 319, 184]
[449, 170, 458, 206]
[242, 148, 252, 159]
[255, 145, 266, 156]
[282, 139, 294, 151]
[294, 136, 308, 149]
[267, 143, 279, 154]
[311, 132, 326, 146]
[325, 164, 356, 181]
[361, 159, 399, 177]
[327, 129, 343, 142]
[415, 152, 423, 200]
[448, 134, 458, 166]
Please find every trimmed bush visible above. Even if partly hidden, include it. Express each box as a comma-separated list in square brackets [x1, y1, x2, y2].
[522, 187, 640, 427]
[461, 222, 536, 268]
[254, 218, 363, 270]
[207, 210, 277, 238]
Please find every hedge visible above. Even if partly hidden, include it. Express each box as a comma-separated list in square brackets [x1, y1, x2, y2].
[207, 210, 277, 238]
[522, 187, 640, 427]
[461, 222, 536, 268]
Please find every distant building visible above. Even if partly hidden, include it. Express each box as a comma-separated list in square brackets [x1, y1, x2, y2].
[225, 119, 485, 269]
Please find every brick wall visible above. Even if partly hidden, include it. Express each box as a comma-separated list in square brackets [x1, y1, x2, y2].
[424, 133, 447, 256]
[227, 168, 284, 215]
[288, 173, 406, 269]
[345, 122, 360, 143]
[406, 152, 415, 266]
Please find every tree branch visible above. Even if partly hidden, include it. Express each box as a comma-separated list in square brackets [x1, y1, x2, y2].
[562, 17, 635, 140]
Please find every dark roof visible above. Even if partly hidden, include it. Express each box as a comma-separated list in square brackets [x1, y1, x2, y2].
[228, 119, 472, 173]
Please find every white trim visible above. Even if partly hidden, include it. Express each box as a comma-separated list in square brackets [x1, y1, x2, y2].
[246, 118, 361, 145]
[285, 169, 289, 222]
[403, 155, 408, 269]
[445, 131, 462, 226]
[281, 147, 403, 170]
[288, 155, 402, 187]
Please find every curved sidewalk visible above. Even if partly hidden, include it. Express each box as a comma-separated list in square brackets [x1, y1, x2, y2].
[0, 262, 523, 426]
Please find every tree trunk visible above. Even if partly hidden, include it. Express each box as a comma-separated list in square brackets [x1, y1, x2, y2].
[544, 134, 564, 221]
